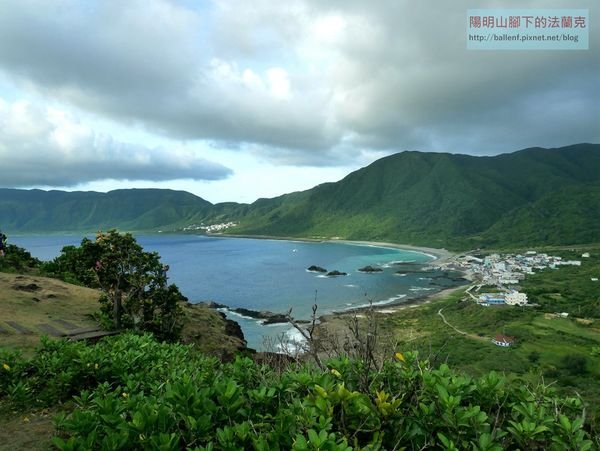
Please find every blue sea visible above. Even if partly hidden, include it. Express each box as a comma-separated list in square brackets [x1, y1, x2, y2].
[10, 234, 462, 349]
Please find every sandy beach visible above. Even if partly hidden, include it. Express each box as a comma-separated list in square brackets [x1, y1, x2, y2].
[332, 240, 455, 264]
[219, 233, 455, 263]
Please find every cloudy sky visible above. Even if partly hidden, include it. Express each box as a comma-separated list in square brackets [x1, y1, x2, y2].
[0, 0, 598, 203]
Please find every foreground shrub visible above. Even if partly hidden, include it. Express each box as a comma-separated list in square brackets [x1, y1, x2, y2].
[0, 334, 595, 450]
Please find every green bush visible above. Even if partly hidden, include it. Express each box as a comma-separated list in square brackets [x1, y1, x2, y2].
[1, 334, 595, 450]
[0, 244, 41, 273]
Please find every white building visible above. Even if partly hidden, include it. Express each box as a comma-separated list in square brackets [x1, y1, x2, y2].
[505, 292, 528, 306]
[559, 260, 582, 266]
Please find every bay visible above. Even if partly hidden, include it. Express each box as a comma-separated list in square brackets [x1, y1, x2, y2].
[10, 234, 460, 350]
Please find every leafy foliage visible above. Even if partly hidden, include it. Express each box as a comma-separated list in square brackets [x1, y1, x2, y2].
[0, 334, 595, 450]
[0, 243, 41, 273]
[42, 240, 101, 286]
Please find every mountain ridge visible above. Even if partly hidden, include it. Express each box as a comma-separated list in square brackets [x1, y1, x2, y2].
[1, 143, 599, 249]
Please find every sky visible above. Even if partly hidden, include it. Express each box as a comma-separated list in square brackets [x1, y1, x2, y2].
[0, 0, 598, 204]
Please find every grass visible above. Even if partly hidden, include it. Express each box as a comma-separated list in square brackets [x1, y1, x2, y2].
[0, 272, 246, 358]
[0, 272, 99, 355]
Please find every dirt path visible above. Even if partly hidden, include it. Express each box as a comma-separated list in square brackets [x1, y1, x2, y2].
[0, 408, 56, 451]
[437, 308, 489, 342]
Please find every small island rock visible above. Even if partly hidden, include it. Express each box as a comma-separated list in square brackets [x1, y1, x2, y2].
[327, 270, 347, 277]
[358, 265, 383, 273]
[307, 265, 327, 273]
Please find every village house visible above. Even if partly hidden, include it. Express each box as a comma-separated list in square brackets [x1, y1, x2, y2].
[492, 334, 515, 347]
[505, 291, 528, 306]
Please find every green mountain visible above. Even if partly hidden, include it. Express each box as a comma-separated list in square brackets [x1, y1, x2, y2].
[0, 188, 212, 233]
[219, 143, 600, 248]
[1, 144, 599, 249]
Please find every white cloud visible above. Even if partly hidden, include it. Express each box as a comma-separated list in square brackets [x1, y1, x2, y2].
[0, 99, 232, 186]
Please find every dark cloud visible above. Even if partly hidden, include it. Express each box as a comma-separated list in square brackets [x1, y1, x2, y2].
[0, 0, 597, 166]
[0, 0, 337, 155]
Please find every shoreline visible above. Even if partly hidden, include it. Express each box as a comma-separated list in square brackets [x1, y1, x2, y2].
[213, 233, 464, 328]
[321, 283, 467, 320]
[315, 284, 469, 343]
[215, 233, 455, 263]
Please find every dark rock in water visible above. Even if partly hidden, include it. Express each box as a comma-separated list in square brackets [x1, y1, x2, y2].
[204, 301, 228, 309]
[233, 307, 264, 318]
[232, 307, 290, 325]
[307, 265, 327, 273]
[327, 270, 347, 277]
[261, 315, 290, 325]
[358, 265, 383, 273]
[222, 315, 246, 342]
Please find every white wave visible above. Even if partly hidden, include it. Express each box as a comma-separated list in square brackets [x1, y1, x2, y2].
[262, 321, 291, 328]
[344, 284, 358, 288]
[275, 327, 307, 355]
[409, 287, 435, 292]
[418, 277, 432, 281]
[218, 308, 250, 320]
[219, 308, 266, 324]
[395, 273, 407, 277]
[342, 294, 407, 310]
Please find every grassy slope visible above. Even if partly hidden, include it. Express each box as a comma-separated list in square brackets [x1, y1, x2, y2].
[371, 246, 600, 428]
[0, 274, 246, 358]
[0, 272, 100, 354]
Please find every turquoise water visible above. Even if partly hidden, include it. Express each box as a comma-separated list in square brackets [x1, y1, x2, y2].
[10, 235, 459, 350]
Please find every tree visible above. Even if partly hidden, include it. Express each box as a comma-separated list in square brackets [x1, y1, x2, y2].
[42, 239, 101, 286]
[90, 231, 186, 341]
[527, 350, 541, 365]
[561, 354, 588, 376]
